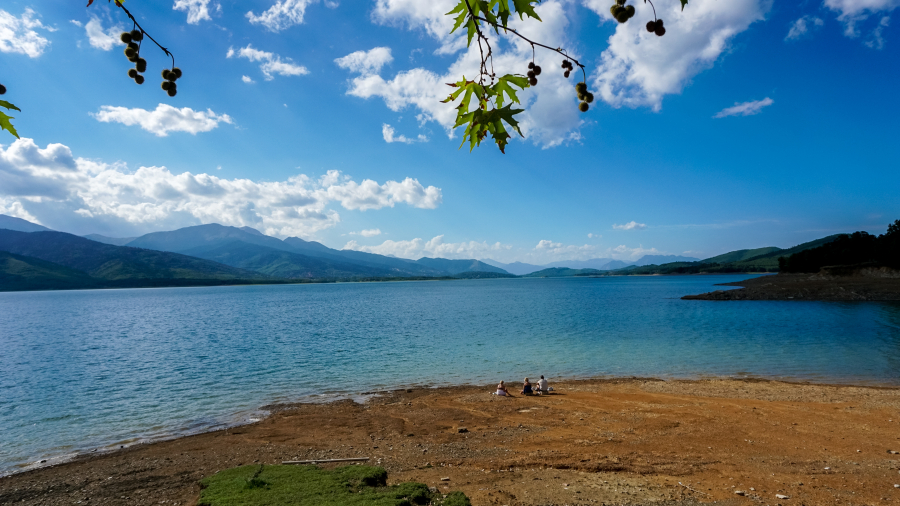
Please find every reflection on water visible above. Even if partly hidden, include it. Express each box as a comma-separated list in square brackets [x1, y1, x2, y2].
[1, 276, 898, 474]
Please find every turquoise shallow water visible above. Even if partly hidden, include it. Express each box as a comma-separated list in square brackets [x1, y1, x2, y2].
[1, 275, 899, 475]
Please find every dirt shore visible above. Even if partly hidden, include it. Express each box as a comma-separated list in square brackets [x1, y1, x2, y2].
[682, 272, 900, 301]
[2, 378, 900, 506]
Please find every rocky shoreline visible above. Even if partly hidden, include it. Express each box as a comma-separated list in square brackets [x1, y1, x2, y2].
[682, 268, 900, 301]
[2, 377, 900, 505]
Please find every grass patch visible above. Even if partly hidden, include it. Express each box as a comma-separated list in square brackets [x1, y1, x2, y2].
[198, 464, 470, 506]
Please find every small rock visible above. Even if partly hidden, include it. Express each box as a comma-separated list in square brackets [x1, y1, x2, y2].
[894, 484, 899, 488]
[457, 427, 468, 433]
[734, 490, 746, 496]
[440, 477, 450, 481]
[750, 487, 755, 491]
[776, 494, 790, 499]
[824, 467, 831, 470]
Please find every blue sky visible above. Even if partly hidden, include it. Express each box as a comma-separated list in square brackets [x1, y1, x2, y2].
[1, 0, 898, 264]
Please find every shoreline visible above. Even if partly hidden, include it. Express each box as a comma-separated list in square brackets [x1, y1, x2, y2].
[683, 272, 900, 301]
[3, 377, 900, 505]
[5, 373, 900, 479]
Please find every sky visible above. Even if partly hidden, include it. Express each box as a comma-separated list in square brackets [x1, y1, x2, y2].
[0, 0, 898, 264]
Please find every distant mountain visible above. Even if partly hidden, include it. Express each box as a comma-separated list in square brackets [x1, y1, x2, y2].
[452, 271, 517, 279]
[415, 257, 509, 275]
[128, 223, 296, 254]
[522, 267, 603, 278]
[285, 237, 443, 276]
[0, 215, 52, 233]
[0, 229, 265, 283]
[543, 258, 635, 270]
[84, 234, 138, 246]
[185, 240, 397, 279]
[481, 259, 545, 276]
[632, 255, 700, 266]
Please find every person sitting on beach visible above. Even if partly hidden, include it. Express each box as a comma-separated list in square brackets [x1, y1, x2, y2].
[495, 381, 510, 396]
[536, 375, 550, 395]
[521, 377, 534, 395]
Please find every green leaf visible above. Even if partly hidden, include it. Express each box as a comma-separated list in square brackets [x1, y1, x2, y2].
[0, 110, 19, 139]
[0, 100, 21, 113]
[491, 74, 528, 108]
[680, 0, 688, 10]
[511, 0, 541, 21]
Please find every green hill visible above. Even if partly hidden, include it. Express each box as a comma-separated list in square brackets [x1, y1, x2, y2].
[0, 251, 104, 291]
[0, 230, 267, 287]
[452, 271, 517, 279]
[415, 257, 509, 275]
[701, 247, 781, 264]
[522, 267, 603, 278]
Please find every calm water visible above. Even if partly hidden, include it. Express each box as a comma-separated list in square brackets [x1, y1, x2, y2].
[1, 275, 899, 475]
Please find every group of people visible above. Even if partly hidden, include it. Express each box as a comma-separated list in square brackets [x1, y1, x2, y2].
[494, 375, 552, 396]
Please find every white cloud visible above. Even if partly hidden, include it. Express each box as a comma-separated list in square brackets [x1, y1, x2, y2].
[866, 15, 891, 48]
[786, 15, 824, 40]
[246, 0, 315, 32]
[371, 0, 463, 54]
[242, 75, 255, 83]
[343, 1, 585, 148]
[351, 228, 382, 237]
[611, 244, 662, 260]
[382, 124, 427, 144]
[335, 47, 393, 74]
[713, 97, 773, 118]
[344, 235, 510, 260]
[324, 1, 339, 8]
[613, 221, 647, 230]
[0, 138, 442, 238]
[587, 233, 601, 239]
[588, 0, 771, 111]
[0, 8, 53, 58]
[83, 16, 123, 51]
[92, 104, 234, 137]
[824, 0, 899, 37]
[173, 0, 218, 24]
[227, 44, 309, 80]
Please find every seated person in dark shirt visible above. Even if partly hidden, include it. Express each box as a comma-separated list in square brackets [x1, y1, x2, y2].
[521, 377, 533, 395]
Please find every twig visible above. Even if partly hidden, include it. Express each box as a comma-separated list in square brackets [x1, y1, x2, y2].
[112, 0, 175, 68]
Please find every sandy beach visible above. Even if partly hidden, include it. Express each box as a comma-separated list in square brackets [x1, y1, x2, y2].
[2, 377, 900, 505]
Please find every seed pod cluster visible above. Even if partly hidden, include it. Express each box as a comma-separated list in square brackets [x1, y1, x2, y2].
[161, 68, 183, 97]
[526, 61, 542, 86]
[609, 0, 636, 23]
[646, 18, 666, 36]
[121, 30, 147, 85]
[561, 59, 574, 79]
[575, 82, 594, 112]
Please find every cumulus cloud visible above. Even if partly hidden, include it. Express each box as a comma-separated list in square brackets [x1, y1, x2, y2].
[382, 124, 427, 143]
[588, 0, 771, 111]
[247, 0, 315, 32]
[824, 0, 899, 38]
[335, 47, 393, 74]
[242, 75, 255, 83]
[227, 45, 308, 80]
[713, 97, 773, 118]
[173, 0, 218, 24]
[92, 104, 234, 137]
[786, 15, 824, 40]
[82, 16, 122, 51]
[344, 235, 510, 260]
[0, 8, 54, 58]
[613, 221, 647, 230]
[0, 138, 442, 237]
[342, 1, 584, 148]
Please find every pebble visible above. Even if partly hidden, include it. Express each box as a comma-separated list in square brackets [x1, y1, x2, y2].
[776, 493, 790, 499]
[440, 477, 450, 481]
[457, 427, 468, 433]
[734, 490, 746, 496]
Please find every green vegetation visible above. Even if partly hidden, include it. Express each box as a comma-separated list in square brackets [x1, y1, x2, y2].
[522, 267, 603, 277]
[198, 465, 470, 506]
[616, 235, 845, 275]
[452, 270, 517, 279]
[780, 220, 900, 273]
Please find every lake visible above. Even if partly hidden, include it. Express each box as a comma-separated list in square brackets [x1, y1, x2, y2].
[1, 275, 898, 475]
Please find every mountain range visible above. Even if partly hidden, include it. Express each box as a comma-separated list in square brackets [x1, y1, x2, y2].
[0, 214, 849, 291]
